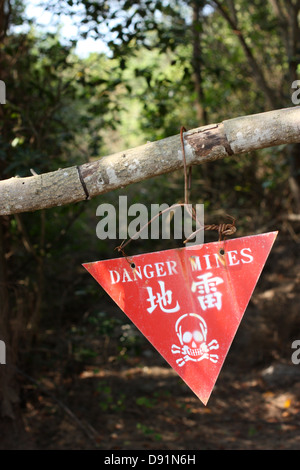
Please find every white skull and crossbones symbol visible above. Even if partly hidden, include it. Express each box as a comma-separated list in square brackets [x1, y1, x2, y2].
[171, 313, 219, 367]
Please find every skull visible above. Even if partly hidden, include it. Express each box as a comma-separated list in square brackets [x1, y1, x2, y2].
[175, 313, 208, 360]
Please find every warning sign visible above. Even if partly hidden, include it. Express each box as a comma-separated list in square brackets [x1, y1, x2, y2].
[83, 232, 277, 405]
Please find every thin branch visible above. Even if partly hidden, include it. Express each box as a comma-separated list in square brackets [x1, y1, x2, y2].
[12, 365, 100, 448]
[212, 0, 279, 108]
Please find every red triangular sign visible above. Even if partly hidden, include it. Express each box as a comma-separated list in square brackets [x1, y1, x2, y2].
[83, 232, 277, 405]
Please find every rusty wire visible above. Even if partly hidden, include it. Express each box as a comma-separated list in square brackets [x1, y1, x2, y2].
[184, 215, 237, 244]
[115, 126, 237, 259]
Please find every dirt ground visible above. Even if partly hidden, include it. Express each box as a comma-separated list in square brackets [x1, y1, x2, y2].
[3, 230, 300, 450]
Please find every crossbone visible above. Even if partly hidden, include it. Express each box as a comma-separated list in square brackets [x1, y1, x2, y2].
[171, 339, 219, 367]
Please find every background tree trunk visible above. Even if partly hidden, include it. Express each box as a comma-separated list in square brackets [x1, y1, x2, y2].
[0, 2, 33, 444]
[192, 0, 208, 125]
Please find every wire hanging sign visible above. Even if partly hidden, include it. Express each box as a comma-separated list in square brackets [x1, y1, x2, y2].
[83, 126, 278, 405]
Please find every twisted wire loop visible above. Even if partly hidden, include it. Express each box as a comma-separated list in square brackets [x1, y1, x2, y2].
[205, 218, 237, 241]
[115, 126, 237, 262]
[182, 215, 237, 244]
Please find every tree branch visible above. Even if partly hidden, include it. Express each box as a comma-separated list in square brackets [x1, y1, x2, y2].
[212, 0, 279, 108]
[0, 106, 299, 216]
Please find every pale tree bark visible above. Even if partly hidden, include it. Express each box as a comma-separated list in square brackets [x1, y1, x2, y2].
[0, 106, 299, 216]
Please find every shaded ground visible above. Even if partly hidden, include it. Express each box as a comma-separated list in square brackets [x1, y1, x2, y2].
[3, 231, 300, 450]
